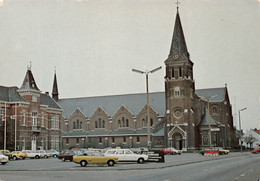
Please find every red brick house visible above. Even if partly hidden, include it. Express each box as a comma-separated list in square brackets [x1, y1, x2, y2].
[0, 68, 62, 151]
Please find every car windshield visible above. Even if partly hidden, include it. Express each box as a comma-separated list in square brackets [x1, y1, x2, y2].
[106, 150, 116, 154]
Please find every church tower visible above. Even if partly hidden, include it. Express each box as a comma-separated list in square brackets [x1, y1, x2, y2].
[164, 7, 196, 150]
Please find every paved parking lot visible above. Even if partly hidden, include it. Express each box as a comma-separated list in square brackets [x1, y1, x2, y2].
[0, 152, 250, 171]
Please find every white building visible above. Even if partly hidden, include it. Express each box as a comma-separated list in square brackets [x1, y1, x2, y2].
[242, 129, 260, 148]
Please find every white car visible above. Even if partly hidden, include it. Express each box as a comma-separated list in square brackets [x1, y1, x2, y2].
[104, 149, 148, 163]
[35, 150, 51, 158]
[0, 152, 9, 165]
[22, 150, 39, 159]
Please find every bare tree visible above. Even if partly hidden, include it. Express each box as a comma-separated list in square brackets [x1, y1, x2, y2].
[243, 135, 257, 148]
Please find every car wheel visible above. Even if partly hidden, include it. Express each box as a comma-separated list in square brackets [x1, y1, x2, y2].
[70, 159, 73, 162]
[1, 162, 7, 165]
[22, 157, 26, 160]
[13, 156, 17, 160]
[35, 155, 40, 159]
[137, 158, 145, 164]
[80, 160, 87, 167]
[44, 155, 48, 159]
[62, 157, 65, 162]
[54, 155, 57, 158]
[178, 153, 181, 155]
[107, 160, 114, 166]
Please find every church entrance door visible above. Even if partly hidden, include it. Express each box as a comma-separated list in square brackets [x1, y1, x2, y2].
[173, 133, 183, 150]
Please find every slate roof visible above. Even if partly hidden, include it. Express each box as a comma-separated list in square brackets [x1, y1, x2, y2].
[152, 128, 164, 137]
[58, 86, 228, 120]
[40, 93, 62, 110]
[0, 86, 27, 102]
[19, 69, 40, 91]
[57, 92, 166, 119]
[166, 8, 190, 62]
[52, 73, 59, 96]
[199, 108, 218, 126]
[195, 87, 226, 102]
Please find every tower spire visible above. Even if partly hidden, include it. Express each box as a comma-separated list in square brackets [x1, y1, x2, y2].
[52, 69, 59, 101]
[166, 6, 190, 62]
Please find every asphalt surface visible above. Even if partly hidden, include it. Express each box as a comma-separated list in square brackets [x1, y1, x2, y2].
[0, 152, 259, 181]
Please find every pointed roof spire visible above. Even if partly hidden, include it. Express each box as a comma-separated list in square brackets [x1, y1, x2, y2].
[166, 6, 190, 62]
[19, 68, 40, 91]
[200, 107, 217, 126]
[52, 69, 59, 101]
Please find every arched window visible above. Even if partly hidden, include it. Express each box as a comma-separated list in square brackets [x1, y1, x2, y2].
[179, 68, 182, 77]
[118, 120, 121, 128]
[102, 120, 105, 128]
[98, 118, 102, 128]
[142, 119, 146, 127]
[77, 119, 79, 129]
[150, 118, 153, 126]
[212, 107, 218, 114]
[80, 121, 82, 129]
[95, 121, 98, 128]
[73, 122, 76, 129]
[171, 68, 175, 78]
[126, 119, 129, 127]
[122, 117, 125, 127]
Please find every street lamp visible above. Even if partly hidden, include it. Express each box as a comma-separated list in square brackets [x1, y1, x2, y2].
[239, 107, 247, 153]
[199, 94, 217, 148]
[132, 66, 162, 149]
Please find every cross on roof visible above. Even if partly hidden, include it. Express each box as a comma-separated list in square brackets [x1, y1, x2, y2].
[175, 0, 181, 8]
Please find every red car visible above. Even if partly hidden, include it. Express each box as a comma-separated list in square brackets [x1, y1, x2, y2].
[252, 146, 260, 154]
[160, 148, 177, 155]
[58, 150, 81, 161]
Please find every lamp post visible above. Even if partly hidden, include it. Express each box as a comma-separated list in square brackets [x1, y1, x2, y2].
[199, 95, 217, 148]
[132, 66, 162, 149]
[238, 107, 247, 153]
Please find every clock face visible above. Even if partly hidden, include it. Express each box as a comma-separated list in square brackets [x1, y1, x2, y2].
[173, 53, 179, 59]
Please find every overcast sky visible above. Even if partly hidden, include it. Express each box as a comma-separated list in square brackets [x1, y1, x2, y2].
[0, 0, 260, 131]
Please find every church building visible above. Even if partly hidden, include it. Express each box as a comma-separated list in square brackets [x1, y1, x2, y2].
[0, 7, 238, 151]
[57, 8, 238, 151]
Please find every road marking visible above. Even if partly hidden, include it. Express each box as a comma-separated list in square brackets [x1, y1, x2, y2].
[240, 174, 246, 177]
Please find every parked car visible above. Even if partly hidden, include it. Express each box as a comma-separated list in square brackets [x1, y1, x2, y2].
[46, 150, 60, 158]
[0, 151, 9, 165]
[216, 147, 229, 155]
[130, 148, 141, 154]
[252, 146, 260, 154]
[160, 148, 177, 155]
[35, 150, 51, 158]
[22, 150, 40, 159]
[0, 150, 12, 160]
[58, 150, 81, 162]
[199, 148, 219, 156]
[165, 148, 182, 155]
[10, 151, 27, 160]
[104, 148, 148, 164]
[73, 151, 118, 167]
